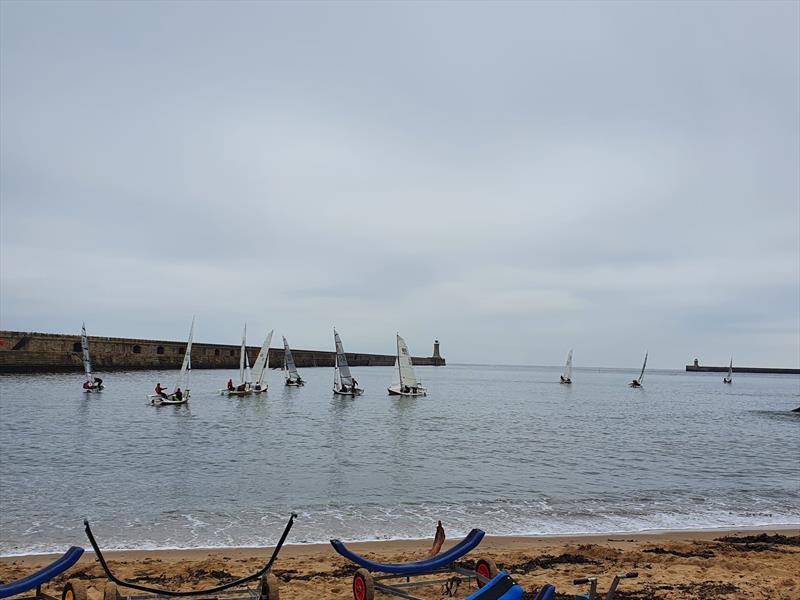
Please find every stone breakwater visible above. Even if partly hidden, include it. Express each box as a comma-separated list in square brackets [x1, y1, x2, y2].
[0, 330, 445, 373]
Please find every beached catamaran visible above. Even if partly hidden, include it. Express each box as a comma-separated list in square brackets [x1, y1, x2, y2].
[629, 352, 648, 388]
[560, 349, 573, 384]
[251, 329, 274, 394]
[220, 325, 253, 396]
[388, 334, 426, 396]
[333, 329, 363, 396]
[80, 323, 103, 392]
[149, 317, 194, 405]
[723, 357, 733, 384]
[283, 336, 304, 386]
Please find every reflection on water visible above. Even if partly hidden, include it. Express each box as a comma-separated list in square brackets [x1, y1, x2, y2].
[0, 365, 798, 554]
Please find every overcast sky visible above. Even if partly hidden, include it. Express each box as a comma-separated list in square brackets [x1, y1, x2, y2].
[1, 0, 798, 368]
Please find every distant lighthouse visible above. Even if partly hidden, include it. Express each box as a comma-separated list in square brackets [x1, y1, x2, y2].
[430, 339, 445, 365]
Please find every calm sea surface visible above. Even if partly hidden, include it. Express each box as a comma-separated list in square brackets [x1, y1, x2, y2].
[1, 365, 798, 555]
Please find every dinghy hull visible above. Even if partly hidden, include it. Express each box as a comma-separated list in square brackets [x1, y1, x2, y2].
[387, 385, 426, 397]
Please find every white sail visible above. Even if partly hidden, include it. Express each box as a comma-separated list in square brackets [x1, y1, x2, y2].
[333, 329, 354, 386]
[80, 323, 93, 383]
[174, 317, 194, 394]
[251, 329, 274, 386]
[725, 357, 733, 382]
[392, 334, 419, 389]
[283, 336, 300, 379]
[638, 352, 648, 383]
[563, 349, 573, 381]
[334, 353, 342, 389]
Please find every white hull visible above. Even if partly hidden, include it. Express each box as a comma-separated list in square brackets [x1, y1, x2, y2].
[286, 379, 304, 386]
[148, 393, 189, 405]
[723, 378, 732, 384]
[252, 386, 268, 394]
[560, 377, 572, 385]
[387, 385, 426, 397]
[333, 387, 363, 396]
[220, 388, 254, 397]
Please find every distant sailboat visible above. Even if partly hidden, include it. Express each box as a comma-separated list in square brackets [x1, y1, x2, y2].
[283, 337, 304, 386]
[220, 325, 253, 396]
[80, 323, 104, 392]
[149, 317, 193, 405]
[629, 352, 647, 388]
[251, 330, 274, 394]
[723, 357, 733, 384]
[387, 334, 427, 397]
[560, 349, 573, 384]
[333, 329, 363, 396]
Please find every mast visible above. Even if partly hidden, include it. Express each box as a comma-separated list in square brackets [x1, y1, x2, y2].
[81, 323, 93, 383]
[564, 349, 573, 380]
[639, 352, 648, 383]
[239, 325, 246, 385]
[397, 333, 403, 388]
[175, 317, 194, 393]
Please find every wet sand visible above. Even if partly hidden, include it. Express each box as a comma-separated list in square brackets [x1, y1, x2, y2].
[2, 528, 798, 599]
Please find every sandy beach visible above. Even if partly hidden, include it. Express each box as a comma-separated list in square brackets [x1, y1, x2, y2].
[2, 528, 798, 600]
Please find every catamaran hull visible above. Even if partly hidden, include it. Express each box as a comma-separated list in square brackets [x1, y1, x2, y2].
[387, 385, 426, 397]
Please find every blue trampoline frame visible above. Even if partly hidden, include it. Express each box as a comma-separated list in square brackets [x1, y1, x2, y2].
[330, 529, 493, 600]
[0, 547, 84, 600]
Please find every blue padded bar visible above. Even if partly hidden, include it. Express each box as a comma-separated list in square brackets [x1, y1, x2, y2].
[464, 571, 525, 600]
[0, 547, 84, 599]
[532, 584, 556, 600]
[330, 529, 484, 575]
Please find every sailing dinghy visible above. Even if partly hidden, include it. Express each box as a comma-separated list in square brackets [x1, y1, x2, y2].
[560, 349, 573, 384]
[220, 325, 253, 396]
[80, 323, 104, 392]
[387, 334, 426, 396]
[629, 352, 648, 388]
[251, 329, 274, 394]
[723, 357, 733, 384]
[149, 317, 194, 405]
[283, 337, 304, 386]
[333, 329, 363, 396]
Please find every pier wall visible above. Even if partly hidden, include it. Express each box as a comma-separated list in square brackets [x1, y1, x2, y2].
[0, 331, 445, 373]
[685, 365, 799, 374]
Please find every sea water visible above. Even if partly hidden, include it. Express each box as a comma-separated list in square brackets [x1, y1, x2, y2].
[0, 365, 798, 555]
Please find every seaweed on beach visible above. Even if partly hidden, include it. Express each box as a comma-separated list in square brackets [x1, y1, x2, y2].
[714, 533, 800, 547]
[274, 564, 357, 582]
[642, 547, 715, 559]
[504, 553, 599, 572]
